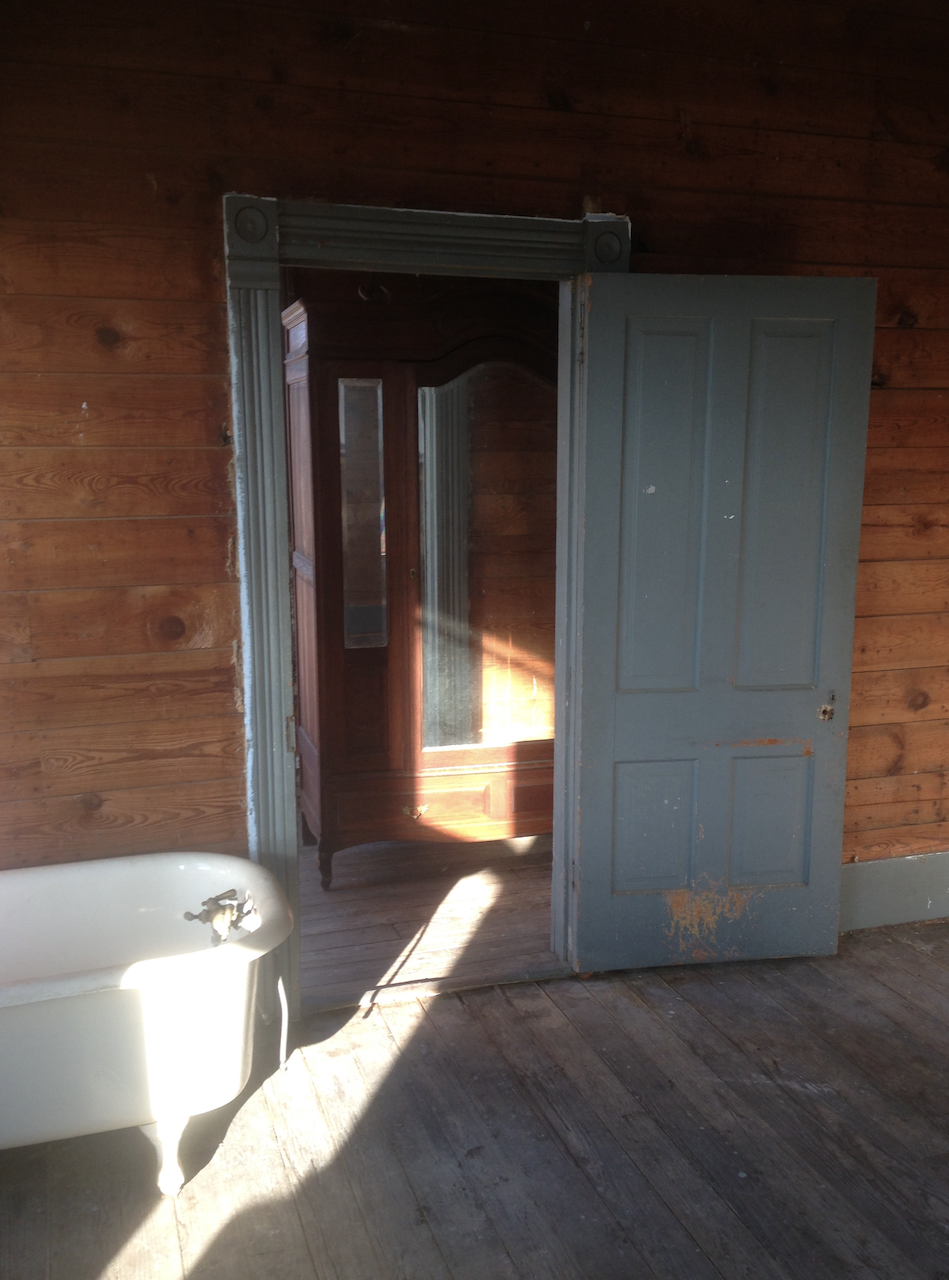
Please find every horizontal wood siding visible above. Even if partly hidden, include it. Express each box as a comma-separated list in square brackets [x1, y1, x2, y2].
[1, 0, 948, 865]
[848, 382, 949, 860]
[0, 2, 240, 864]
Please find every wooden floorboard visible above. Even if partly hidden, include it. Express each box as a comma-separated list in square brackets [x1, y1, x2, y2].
[500, 981, 793, 1280]
[6, 920, 949, 1278]
[756, 958, 949, 1124]
[338, 1006, 521, 1280]
[546, 978, 871, 1279]
[630, 966, 947, 1275]
[461, 984, 723, 1280]
[299, 836, 571, 1010]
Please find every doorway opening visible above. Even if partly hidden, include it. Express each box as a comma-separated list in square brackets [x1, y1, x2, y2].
[282, 269, 570, 1008]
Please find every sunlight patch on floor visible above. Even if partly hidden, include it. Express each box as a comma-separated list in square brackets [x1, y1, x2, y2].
[359, 867, 504, 1006]
[288, 869, 506, 1163]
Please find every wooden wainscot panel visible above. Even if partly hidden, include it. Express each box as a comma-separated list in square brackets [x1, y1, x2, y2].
[473, 576, 557, 621]
[0, 296, 226, 375]
[847, 771, 949, 809]
[0, 373, 230, 449]
[856, 559, 949, 616]
[5, 59, 949, 212]
[0, 143, 596, 236]
[6, 0, 949, 106]
[846, 719, 949, 780]
[0, 650, 238, 730]
[0, 777, 246, 870]
[873, 277, 949, 332]
[844, 796, 949, 835]
[850, 665, 949, 727]
[470, 550, 556, 580]
[632, 191, 949, 270]
[4, 64, 949, 251]
[0, 715, 244, 801]
[0, 3, 912, 142]
[845, 768, 942, 798]
[0, 516, 235, 591]
[864, 450, 949, 505]
[471, 494, 557, 537]
[25, 582, 239, 660]
[867, 389, 949, 448]
[844, 822, 949, 863]
[0, 220, 221, 303]
[0, 447, 232, 519]
[865, 446, 949, 474]
[470, 450, 557, 494]
[345, 0, 949, 85]
[0, 593, 31, 663]
[0, 135, 588, 234]
[871, 330, 949, 391]
[853, 613, 949, 672]
[860, 506, 949, 562]
[0, 139, 224, 230]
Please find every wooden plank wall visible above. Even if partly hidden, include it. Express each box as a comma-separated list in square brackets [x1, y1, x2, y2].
[468, 363, 557, 746]
[2, 0, 948, 868]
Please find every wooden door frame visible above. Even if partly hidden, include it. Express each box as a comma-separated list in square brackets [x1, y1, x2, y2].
[223, 195, 631, 1011]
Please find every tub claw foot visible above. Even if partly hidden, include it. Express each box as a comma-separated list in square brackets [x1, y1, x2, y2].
[141, 1115, 189, 1197]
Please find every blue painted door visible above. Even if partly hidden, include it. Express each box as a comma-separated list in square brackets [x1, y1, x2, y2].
[557, 275, 876, 971]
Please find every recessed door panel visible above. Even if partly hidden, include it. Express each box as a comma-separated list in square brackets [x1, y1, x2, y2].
[729, 755, 812, 887]
[735, 320, 835, 689]
[617, 322, 709, 692]
[612, 759, 696, 893]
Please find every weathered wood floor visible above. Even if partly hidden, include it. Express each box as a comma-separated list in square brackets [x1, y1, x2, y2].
[299, 836, 570, 1010]
[6, 921, 949, 1278]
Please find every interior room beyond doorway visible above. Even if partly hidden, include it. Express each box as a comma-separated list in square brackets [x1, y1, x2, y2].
[284, 269, 563, 1008]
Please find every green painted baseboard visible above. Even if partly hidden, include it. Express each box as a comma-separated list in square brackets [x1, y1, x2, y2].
[839, 849, 949, 932]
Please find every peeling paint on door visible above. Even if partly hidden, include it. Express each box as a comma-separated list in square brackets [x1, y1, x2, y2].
[663, 878, 757, 963]
[712, 737, 813, 752]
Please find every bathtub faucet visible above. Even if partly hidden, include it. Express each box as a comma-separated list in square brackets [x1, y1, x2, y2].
[184, 889, 261, 944]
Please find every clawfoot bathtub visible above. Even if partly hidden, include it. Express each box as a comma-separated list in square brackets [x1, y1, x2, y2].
[0, 851, 293, 1195]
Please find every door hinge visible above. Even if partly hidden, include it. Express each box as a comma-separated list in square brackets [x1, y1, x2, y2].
[286, 715, 297, 754]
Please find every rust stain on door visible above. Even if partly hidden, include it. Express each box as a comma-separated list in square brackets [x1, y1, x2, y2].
[663, 879, 757, 962]
[712, 737, 812, 754]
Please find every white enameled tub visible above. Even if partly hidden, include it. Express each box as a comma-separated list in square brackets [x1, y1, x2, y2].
[0, 851, 293, 1194]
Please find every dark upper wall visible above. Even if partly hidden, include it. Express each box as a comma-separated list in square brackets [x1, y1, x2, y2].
[1, 0, 948, 867]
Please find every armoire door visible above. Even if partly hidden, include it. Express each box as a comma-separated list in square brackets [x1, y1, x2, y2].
[562, 274, 876, 971]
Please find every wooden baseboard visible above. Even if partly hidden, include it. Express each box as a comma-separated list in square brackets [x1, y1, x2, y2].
[839, 848, 949, 931]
